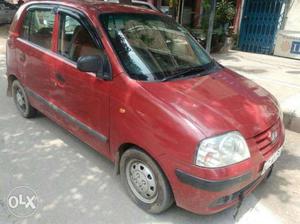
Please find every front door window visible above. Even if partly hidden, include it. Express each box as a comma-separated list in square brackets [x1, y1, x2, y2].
[58, 14, 103, 62]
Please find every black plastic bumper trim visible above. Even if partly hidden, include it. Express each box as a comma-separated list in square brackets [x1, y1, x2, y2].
[175, 169, 251, 192]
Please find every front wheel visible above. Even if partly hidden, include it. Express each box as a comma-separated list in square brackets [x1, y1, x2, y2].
[120, 148, 174, 214]
[12, 80, 37, 118]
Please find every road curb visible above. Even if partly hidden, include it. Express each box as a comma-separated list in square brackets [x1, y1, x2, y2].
[281, 94, 300, 133]
[283, 111, 300, 133]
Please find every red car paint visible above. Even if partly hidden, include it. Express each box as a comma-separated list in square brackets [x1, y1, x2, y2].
[6, 0, 285, 215]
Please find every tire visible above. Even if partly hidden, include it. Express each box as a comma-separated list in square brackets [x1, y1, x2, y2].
[12, 80, 37, 118]
[120, 148, 174, 214]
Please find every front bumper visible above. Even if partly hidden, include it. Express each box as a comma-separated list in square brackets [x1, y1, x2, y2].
[159, 119, 285, 215]
[159, 157, 277, 215]
[175, 169, 252, 192]
[175, 167, 272, 213]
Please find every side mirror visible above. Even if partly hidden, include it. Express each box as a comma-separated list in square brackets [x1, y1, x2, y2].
[77, 55, 112, 81]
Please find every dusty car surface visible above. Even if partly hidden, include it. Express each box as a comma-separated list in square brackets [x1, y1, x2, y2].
[0, 1, 17, 24]
[6, 0, 285, 215]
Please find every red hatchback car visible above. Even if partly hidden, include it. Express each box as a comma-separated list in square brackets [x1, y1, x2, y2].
[6, 0, 285, 215]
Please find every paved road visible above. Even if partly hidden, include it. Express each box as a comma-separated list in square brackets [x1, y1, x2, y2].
[0, 25, 299, 224]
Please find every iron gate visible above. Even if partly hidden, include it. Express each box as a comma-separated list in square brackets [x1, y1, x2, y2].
[239, 0, 286, 55]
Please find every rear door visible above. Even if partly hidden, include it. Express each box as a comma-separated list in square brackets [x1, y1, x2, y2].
[16, 6, 56, 108]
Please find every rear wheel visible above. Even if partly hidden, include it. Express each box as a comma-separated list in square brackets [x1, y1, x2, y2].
[120, 148, 174, 214]
[12, 80, 37, 118]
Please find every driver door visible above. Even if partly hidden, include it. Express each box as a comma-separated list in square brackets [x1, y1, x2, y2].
[51, 10, 110, 155]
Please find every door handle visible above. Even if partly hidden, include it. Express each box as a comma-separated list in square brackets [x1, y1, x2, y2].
[54, 73, 66, 88]
[55, 73, 65, 84]
[19, 52, 26, 62]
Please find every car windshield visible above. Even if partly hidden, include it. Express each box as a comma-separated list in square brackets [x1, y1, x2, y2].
[100, 13, 214, 81]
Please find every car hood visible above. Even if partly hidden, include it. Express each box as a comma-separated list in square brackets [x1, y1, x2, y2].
[140, 68, 280, 139]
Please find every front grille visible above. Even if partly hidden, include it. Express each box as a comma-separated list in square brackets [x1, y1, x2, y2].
[253, 120, 282, 159]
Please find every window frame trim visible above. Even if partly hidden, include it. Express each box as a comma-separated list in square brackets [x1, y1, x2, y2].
[16, 2, 111, 78]
[18, 3, 104, 56]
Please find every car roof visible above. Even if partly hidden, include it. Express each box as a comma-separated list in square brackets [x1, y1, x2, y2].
[25, 0, 161, 15]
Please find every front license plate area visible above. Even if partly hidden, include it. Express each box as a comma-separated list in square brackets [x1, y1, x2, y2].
[261, 147, 282, 176]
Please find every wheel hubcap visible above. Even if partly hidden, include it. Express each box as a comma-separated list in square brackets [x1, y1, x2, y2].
[126, 160, 158, 203]
[15, 88, 26, 112]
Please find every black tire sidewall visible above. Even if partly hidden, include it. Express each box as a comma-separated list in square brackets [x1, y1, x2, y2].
[120, 148, 173, 214]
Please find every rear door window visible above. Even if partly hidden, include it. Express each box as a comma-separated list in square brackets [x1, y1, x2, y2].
[20, 8, 55, 50]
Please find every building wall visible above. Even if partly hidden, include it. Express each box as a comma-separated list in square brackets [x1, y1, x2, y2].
[284, 0, 300, 31]
[274, 0, 300, 59]
[4, 0, 17, 4]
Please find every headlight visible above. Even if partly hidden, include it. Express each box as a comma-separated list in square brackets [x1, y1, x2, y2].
[195, 131, 250, 168]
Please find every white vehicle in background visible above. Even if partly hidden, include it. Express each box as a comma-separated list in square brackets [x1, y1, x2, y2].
[0, 0, 17, 24]
[104, 0, 160, 11]
[130, 0, 159, 11]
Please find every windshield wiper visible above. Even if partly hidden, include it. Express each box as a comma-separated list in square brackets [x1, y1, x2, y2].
[161, 66, 208, 82]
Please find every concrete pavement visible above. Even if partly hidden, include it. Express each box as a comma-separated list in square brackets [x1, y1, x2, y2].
[0, 24, 299, 224]
[214, 51, 300, 133]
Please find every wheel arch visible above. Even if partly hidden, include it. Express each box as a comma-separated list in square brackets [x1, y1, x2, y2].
[115, 142, 175, 208]
[114, 143, 140, 175]
[114, 143, 169, 182]
[7, 74, 18, 97]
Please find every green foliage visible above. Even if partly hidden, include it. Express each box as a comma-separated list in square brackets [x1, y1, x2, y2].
[202, 0, 211, 12]
[215, 0, 236, 26]
[200, 0, 236, 33]
[195, 0, 236, 52]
